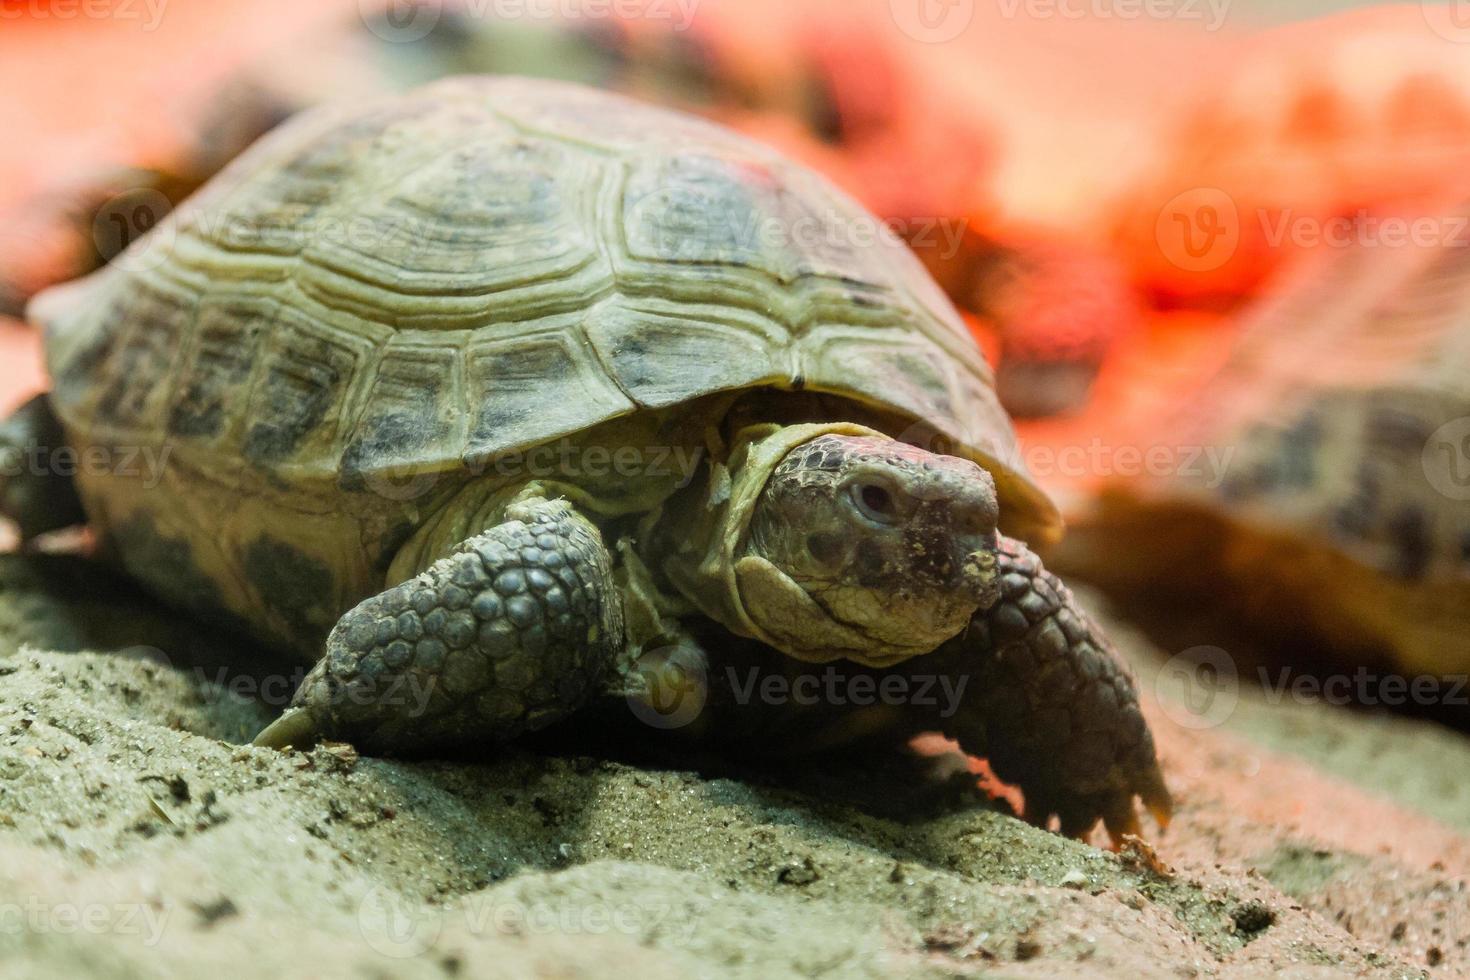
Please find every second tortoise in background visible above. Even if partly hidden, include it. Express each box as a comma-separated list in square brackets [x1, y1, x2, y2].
[1058, 202, 1470, 697]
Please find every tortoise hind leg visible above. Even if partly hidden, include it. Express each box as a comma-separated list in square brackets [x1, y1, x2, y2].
[254, 497, 624, 755]
[0, 393, 86, 543]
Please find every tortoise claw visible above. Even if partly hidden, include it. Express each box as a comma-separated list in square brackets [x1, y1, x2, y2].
[253, 707, 323, 751]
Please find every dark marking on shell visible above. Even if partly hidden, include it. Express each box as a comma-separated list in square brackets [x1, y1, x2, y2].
[244, 536, 337, 639]
[243, 338, 349, 465]
[168, 307, 269, 440]
[52, 298, 126, 410]
[109, 513, 227, 620]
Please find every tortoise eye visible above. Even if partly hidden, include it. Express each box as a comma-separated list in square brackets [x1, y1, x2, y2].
[852, 483, 899, 524]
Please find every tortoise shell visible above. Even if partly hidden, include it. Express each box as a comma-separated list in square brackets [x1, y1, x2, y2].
[32, 76, 1056, 541]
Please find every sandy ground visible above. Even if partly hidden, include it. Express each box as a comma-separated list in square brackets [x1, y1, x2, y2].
[0, 552, 1464, 979]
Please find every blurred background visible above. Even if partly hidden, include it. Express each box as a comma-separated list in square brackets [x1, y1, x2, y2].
[1, 0, 1468, 727]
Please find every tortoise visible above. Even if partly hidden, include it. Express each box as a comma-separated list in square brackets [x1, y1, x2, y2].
[4, 76, 1169, 839]
[1057, 209, 1470, 689]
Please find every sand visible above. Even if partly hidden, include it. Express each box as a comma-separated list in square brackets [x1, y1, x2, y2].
[0, 552, 1463, 978]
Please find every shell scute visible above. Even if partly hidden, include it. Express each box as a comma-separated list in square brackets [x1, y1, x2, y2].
[240, 309, 378, 469]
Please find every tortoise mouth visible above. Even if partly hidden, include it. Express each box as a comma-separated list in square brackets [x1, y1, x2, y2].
[805, 551, 997, 654]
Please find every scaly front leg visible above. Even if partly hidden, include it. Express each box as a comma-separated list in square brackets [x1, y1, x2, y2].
[929, 538, 1172, 841]
[254, 497, 623, 755]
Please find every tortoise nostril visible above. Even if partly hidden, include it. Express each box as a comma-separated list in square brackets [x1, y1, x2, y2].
[954, 500, 998, 538]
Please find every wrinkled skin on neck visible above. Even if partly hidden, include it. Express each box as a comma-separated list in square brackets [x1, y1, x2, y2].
[744, 434, 1003, 660]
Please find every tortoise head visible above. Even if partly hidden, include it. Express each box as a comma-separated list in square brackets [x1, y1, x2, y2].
[741, 434, 1002, 664]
